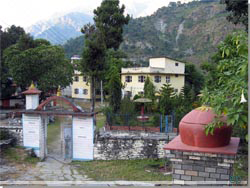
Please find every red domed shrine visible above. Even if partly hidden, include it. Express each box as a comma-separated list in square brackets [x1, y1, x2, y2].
[179, 107, 232, 147]
[163, 106, 240, 185]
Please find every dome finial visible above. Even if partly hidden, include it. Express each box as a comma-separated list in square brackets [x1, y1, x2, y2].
[57, 86, 61, 96]
[29, 81, 36, 90]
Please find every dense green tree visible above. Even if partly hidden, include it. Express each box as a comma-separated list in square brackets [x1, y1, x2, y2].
[105, 65, 122, 113]
[221, 0, 248, 31]
[184, 63, 204, 98]
[158, 83, 175, 115]
[93, 0, 130, 50]
[143, 76, 156, 112]
[80, 24, 106, 112]
[201, 32, 247, 139]
[3, 36, 73, 92]
[1, 25, 25, 51]
[0, 25, 26, 98]
[63, 35, 84, 59]
[144, 77, 155, 100]
[79, 0, 130, 112]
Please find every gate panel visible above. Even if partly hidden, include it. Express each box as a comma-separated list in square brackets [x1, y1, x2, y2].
[72, 116, 94, 160]
[22, 114, 41, 157]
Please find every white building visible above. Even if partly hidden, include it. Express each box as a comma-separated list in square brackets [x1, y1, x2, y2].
[121, 56, 185, 98]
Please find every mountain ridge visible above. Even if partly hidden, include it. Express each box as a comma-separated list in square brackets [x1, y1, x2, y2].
[26, 12, 93, 44]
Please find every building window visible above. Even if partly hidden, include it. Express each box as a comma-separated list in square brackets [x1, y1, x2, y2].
[83, 89, 88, 95]
[138, 76, 145, 83]
[175, 63, 179, 66]
[154, 76, 161, 83]
[83, 76, 87, 82]
[74, 88, 79, 94]
[138, 91, 144, 95]
[166, 76, 170, 83]
[175, 74, 179, 77]
[74, 76, 79, 82]
[174, 89, 178, 93]
[125, 76, 132, 82]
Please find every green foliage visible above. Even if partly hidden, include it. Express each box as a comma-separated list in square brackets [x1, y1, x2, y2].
[94, 0, 130, 50]
[120, 96, 135, 116]
[0, 25, 26, 98]
[0, 129, 15, 140]
[158, 84, 176, 115]
[80, 24, 106, 112]
[63, 35, 84, 59]
[221, 0, 248, 31]
[185, 63, 204, 96]
[105, 65, 122, 113]
[144, 77, 156, 100]
[201, 32, 247, 138]
[143, 76, 156, 112]
[4, 36, 73, 92]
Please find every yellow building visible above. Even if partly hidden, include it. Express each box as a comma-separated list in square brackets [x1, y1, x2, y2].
[121, 56, 185, 98]
[71, 56, 101, 100]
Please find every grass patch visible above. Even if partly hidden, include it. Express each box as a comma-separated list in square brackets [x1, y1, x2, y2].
[3, 147, 40, 165]
[73, 159, 171, 181]
[96, 113, 106, 130]
[47, 118, 61, 145]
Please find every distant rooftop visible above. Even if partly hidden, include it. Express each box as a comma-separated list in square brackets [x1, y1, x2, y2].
[71, 55, 81, 60]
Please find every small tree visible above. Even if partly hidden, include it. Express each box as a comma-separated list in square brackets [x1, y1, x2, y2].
[143, 76, 156, 112]
[158, 83, 175, 115]
[80, 24, 106, 112]
[105, 65, 122, 113]
[144, 76, 155, 100]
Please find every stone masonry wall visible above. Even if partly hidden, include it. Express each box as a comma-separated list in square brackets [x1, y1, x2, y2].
[0, 126, 23, 146]
[94, 129, 176, 160]
[166, 150, 235, 183]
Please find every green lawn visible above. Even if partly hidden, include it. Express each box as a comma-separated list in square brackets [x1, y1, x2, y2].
[47, 118, 61, 145]
[96, 113, 106, 130]
[73, 159, 172, 181]
[2, 146, 40, 165]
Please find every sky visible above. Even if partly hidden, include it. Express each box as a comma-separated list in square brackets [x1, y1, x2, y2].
[0, 0, 193, 30]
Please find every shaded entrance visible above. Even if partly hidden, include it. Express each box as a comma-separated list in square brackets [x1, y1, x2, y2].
[46, 115, 72, 161]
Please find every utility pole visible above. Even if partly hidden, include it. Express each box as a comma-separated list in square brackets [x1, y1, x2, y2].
[101, 80, 103, 106]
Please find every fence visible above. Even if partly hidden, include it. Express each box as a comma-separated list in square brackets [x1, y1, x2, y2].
[106, 112, 176, 133]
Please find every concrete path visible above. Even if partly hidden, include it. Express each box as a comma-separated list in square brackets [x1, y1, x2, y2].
[15, 157, 90, 181]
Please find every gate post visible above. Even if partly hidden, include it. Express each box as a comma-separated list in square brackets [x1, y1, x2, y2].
[39, 115, 47, 160]
[165, 115, 168, 133]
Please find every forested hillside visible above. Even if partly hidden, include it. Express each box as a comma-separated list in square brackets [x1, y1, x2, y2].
[63, 0, 243, 65]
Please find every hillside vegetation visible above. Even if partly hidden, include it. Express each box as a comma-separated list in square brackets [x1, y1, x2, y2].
[63, 1, 243, 66]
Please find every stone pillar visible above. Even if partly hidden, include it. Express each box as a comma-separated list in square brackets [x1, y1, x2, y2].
[164, 135, 240, 185]
[39, 115, 46, 160]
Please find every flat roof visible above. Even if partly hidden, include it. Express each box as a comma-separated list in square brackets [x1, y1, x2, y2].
[149, 56, 187, 64]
